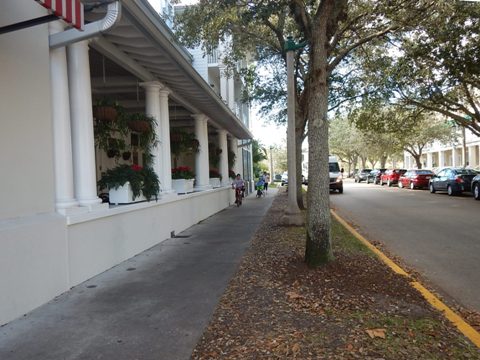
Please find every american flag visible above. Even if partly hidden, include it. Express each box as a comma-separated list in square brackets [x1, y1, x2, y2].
[35, 0, 84, 30]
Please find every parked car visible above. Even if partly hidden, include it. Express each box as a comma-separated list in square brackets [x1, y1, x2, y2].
[302, 174, 308, 185]
[398, 169, 435, 190]
[281, 172, 288, 186]
[429, 167, 478, 196]
[329, 156, 343, 193]
[379, 169, 407, 187]
[366, 169, 386, 184]
[354, 169, 372, 183]
[472, 174, 480, 200]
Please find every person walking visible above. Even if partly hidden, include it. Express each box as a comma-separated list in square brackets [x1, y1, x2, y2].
[262, 171, 270, 193]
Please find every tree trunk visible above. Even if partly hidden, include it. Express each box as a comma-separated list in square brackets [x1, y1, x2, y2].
[380, 155, 387, 169]
[352, 154, 358, 177]
[414, 154, 422, 169]
[305, 18, 333, 267]
[360, 156, 367, 169]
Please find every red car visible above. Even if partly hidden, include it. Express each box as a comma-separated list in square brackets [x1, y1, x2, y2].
[379, 169, 407, 187]
[398, 169, 435, 190]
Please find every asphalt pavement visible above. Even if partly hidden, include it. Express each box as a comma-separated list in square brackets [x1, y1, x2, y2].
[0, 189, 276, 360]
[330, 179, 480, 312]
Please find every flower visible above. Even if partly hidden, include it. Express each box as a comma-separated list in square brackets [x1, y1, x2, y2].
[172, 166, 195, 180]
[131, 164, 143, 172]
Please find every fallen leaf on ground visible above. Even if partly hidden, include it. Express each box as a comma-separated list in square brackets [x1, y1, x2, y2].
[286, 291, 304, 300]
[366, 328, 387, 339]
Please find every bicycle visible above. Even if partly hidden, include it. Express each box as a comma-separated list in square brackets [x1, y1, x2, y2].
[235, 187, 243, 206]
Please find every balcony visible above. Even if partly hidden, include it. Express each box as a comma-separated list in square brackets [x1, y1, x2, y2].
[207, 49, 219, 64]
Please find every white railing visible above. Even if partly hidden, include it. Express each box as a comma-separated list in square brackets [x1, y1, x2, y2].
[207, 49, 219, 64]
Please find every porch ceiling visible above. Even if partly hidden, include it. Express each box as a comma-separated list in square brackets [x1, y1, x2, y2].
[86, 0, 252, 139]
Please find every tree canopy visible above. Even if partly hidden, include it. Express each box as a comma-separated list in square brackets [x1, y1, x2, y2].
[356, 1, 480, 135]
[175, 0, 444, 267]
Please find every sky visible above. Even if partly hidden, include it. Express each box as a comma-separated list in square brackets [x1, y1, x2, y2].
[250, 108, 287, 148]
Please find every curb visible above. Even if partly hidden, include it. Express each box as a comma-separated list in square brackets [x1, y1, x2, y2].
[331, 209, 480, 348]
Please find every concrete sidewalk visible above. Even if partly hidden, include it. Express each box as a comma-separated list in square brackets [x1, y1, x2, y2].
[0, 189, 276, 360]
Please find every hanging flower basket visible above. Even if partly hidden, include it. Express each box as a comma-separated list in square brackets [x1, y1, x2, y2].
[122, 151, 132, 161]
[93, 106, 118, 122]
[127, 119, 151, 133]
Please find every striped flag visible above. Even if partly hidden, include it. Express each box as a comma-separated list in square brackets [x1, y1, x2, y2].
[35, 0, 84, 30]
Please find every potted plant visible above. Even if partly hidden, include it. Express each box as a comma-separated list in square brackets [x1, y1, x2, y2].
[170, 129, 200, 168]
[171, 166, 195, 194]
[228, 150, 236, 170]
[209, 168, 222, 188]
[229, 169, 237, 179]
[209, 142, 222, 168]
[105, 138, 126, 159]
[124, 113, 155, 133]
[122, 151, 132, 161]
[93, 98, 121, 122]
[98, 164, 160, 204]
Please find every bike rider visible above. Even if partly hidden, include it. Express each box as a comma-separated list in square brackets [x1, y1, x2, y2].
[232, 173, 245, 205]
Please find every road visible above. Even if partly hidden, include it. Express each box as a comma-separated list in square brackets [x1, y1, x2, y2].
[330, 179, 480, 313]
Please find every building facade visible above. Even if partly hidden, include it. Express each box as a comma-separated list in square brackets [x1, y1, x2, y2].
[404, 127, 480, 170]
[0, 0, 251, 325]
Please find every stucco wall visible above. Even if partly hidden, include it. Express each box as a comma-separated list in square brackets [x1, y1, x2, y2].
[0, 1, 55, 220]
[0, 214, 68, 325]
[67, 188, 231, 287]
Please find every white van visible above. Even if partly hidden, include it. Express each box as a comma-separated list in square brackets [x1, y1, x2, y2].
[329, 156, 343, 193]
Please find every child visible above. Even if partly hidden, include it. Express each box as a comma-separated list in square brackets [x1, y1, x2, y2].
[255, 177, 265, 197]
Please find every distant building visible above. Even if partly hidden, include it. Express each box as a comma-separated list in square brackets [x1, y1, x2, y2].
[404, 127, 480, 170]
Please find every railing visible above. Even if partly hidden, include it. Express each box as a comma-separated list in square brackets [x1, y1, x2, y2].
[207, 48, 219, 64]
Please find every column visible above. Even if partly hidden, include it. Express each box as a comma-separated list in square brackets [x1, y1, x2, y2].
[438, 151, 445, 168]
[227, 77, 235, 110]
[192, 114, 212, 190]
[49, 21, 80, 214]
[426, 152, 433, 169]
[67, 40, 103, 209]
[218, 130, 229, 186]
[452, 148, 456, 167]
[159, 89, 174, 194]
[141, 81, 163, 190]
[219, 66, 228, 104]
[468, 145, 478, 168]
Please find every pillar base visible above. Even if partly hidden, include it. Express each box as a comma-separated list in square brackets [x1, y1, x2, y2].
[282, 205, 304, 226]
[281, 212, 304, 226]
[57, 206, 89, 216]
[83, 202, 109, 212]
[56, 198, 79, 209]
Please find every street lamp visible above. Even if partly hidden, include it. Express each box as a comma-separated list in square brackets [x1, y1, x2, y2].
[282, 36, 305, 226]
[269, 146, 274, 184]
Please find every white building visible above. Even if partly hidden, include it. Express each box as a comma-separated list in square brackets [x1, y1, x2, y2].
[0, 0, 251, 325]
[174, 5, 254, 190]
[404, 127, 480, 170]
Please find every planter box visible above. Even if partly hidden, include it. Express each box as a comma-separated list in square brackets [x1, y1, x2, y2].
[209, 177, 221, 188]
[172, 178, 195, 194]
[109, 182, 146, 205]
